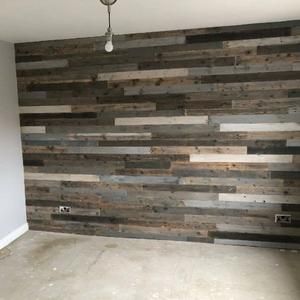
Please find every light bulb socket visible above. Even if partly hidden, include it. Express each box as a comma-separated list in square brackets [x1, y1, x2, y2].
[105, 28, 113, 40]
[105, 28, 113, 46]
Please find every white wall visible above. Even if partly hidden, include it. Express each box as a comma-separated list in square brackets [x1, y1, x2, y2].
[1, 0, 300, 43]
[0, 40, 27, 249]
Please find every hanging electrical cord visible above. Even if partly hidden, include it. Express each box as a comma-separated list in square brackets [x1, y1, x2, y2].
[100, 0, 118, 52]
[107, 3, 111, 29]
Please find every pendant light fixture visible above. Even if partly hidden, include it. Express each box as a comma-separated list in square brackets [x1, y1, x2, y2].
[99, 0, 118, 52]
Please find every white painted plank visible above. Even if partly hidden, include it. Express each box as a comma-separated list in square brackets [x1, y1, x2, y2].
[224, 35, 300, 48]
[19, 105, 72, 114]
[182, 199, 219, 208]
[220, 123, 300, 132]
[190, 154, 293, 163]
[21, 126, 46, 134]
[24, 172, 100, 182]
[218, 193, 300, 204]
[151, 146, 247, 155]
[98, 68, 188, 81]
[210, 113, 300, 124]
[115, 116, 208, 126]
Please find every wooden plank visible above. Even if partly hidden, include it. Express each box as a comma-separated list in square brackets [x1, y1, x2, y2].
[23, 146, 152, 155]
[16, 59, 69, 70]
[124, 83, 214, 95]
[220, 123, 300, 132]
[22, 132, 153, 141]
[111, 36, 186, 49]
[185, 215, 274, 226]
[202, 70, 300, 84]
[258, 44, 300, 55]
[189, 63, 294, 76]
[232, 99, 297, 111]
[99, 175, 179, 185]
[124, 80, 300, 96]
[115, 116, 208, 126]
[215, 80, 300, 92]
[151, 146, 247, 155]
[179, 177, 284, 187]
[293, 155, 300, 163]
[72, 132, 153, 140]
[190, 154, 293, 163]
[291, 27, 300, 35]
[224, 35, 300, 48]
[98, 68, 189, 81]
[236, 185, 300, 195]
[218, 193, 300, 204]
[21, 126, 46, 134]
[19, 91, 47, 100]
[287, 140, 300, 147]
[24, 172, 100, 182]
[210, 113, 300, 124]
[187, 27, 291, 44]
[19, 105, 72, 114]
[71, 102, 156, 113]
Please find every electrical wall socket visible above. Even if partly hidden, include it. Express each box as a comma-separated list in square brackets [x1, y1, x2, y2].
[275, 214, 292, 224]
[59, 206, 71, 214]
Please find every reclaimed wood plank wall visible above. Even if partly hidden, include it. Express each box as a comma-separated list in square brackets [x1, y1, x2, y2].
[15, 20, 300, 248]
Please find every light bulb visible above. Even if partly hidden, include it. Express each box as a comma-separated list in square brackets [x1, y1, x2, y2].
[105, 40, 114, 52]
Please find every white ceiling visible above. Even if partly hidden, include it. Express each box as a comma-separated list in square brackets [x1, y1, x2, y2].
[0, 0, 300, 43]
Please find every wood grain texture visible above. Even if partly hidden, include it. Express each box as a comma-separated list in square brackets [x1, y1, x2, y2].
[16, 20, 300, 248]
[190, 154, 293, 163]
[115, 116, 208, 126]
[16, 59, 69, 70]
[220, 123, 300, 132]
[98, 68, 189, 81]
[21, 126, 46, 134]
[20, 105, 72, 114]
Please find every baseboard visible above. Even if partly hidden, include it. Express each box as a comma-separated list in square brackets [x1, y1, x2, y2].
[0, 223, 29, 250]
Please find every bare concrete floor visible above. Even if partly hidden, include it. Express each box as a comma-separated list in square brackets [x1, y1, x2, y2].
[0, 231, 299, 300]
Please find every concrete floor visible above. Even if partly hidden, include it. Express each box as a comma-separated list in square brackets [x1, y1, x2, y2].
[0, 231, 299, 300]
